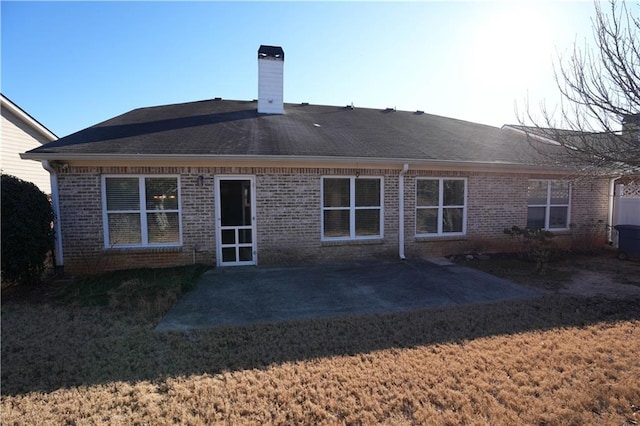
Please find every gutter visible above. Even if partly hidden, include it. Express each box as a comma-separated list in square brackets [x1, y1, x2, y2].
[42, 160, 64, 274]
[398, 163, 409, 260]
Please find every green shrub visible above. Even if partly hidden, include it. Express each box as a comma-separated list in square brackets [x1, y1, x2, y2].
[1, 174, 54, 285]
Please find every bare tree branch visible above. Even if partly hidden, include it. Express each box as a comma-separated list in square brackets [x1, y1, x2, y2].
[518, 0, 640, 176]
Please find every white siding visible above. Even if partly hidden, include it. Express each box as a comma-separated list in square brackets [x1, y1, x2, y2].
[258, 58, 284, 114]
[1, 108, 51, 193]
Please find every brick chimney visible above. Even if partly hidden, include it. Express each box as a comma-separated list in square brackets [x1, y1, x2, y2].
[258, 45, 284, 114]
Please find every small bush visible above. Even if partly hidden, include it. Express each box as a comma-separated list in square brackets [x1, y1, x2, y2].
[570, 220, 608, 253]
[1, 175, 54, 286]
[503, 226, 557, 272]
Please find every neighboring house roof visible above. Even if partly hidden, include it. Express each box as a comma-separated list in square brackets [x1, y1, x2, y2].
[503, 124, 603, 144]
[23, 98, 561, 169]
[1, 94, 57, 141]
[504, 124, 640, 175]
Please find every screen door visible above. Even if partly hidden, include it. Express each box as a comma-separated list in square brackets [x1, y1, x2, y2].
[215, 176, 256, 266]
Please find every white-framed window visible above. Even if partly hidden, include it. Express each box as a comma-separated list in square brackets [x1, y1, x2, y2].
[321, 176, 383, 240]
[527, 180, 571, 230]
[416, 178, 467, 236]
[102, 175, 182, 248]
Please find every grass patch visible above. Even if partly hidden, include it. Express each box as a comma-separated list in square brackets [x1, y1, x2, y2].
[56, 264, 209, 318]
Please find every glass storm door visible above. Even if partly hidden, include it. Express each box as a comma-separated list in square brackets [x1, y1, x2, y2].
[215, 176, 257, 266]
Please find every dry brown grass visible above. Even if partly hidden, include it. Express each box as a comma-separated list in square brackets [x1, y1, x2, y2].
[2, 255, 640, 424]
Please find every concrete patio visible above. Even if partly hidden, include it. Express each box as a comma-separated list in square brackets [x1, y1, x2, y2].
[156, 258, 541, 331]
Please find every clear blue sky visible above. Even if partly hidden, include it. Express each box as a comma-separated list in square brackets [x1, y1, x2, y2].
[2, 1, 605, 138]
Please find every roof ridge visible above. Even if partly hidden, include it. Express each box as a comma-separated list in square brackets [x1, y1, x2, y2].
[115, 97, 503, 131]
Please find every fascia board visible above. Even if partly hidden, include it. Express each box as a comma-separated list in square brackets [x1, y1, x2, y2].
[19, 152, 571, 174]
[1, 95, 58, 141]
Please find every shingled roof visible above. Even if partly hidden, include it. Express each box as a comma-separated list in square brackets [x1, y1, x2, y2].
[23, 98, 554, 167]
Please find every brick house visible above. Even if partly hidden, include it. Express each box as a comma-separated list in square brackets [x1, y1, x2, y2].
[22, 46, 613, 274]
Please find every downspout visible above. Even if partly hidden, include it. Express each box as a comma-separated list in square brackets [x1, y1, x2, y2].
[42, 160, 64, 275]
[607, 177, 619, 244]
[398, 163, 409, 260]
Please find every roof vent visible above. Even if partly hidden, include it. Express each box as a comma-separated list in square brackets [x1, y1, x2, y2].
[301, 102, 309, 106]
[415, 110, 424, 114]
[213, 97, 222, 101]
[385, 107, 396, 112]
[345, 103, 354, 110]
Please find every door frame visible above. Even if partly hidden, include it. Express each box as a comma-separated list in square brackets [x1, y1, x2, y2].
[214, 175, 257, 267]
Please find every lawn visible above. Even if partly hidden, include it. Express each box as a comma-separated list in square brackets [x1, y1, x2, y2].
[2, 255, 640, 424]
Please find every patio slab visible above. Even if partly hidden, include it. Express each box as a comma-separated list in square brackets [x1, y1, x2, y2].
[156, 259, 541, 331]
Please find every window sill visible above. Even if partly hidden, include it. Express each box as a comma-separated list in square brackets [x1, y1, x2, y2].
[103, 245, 183, 254]
[322, 238, 385, 247]
[414, 235, 468, 243]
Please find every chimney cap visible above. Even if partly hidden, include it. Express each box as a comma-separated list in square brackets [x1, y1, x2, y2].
[258, 45, 284, 60]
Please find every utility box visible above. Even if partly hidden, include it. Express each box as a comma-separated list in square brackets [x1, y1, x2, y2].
[614, 224, 640, 260]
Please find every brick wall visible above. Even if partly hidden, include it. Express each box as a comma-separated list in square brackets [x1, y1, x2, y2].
[567, 177, 611, 248]
[404, 171, 530, 257]
[404, 173, 610, 257]
[57, 167, 103, 274]
[56, 165, 611, 274]
[256, 168, 399, 264]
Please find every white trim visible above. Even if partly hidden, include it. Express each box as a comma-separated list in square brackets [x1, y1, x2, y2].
[214, 175, 257, 267]
[321, 176, 384, 241]
[526, 179, 572, 231]
[415, 178, 468, 237]
[42, 161, 63, 267]
[101, 175, 183, 248]
[19, 152, 575, 174]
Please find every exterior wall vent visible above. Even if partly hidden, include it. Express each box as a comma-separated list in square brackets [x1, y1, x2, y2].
[258, 45, 284, 114]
